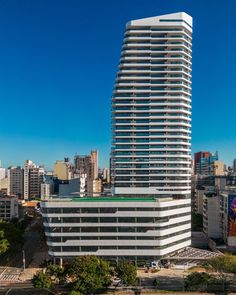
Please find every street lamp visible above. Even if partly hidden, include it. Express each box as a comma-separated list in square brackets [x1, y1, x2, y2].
[22, 250, 26, 271]
[183, 274, 185, 292]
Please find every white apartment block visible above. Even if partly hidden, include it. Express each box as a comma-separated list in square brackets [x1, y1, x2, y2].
[41, 196, 191, 265]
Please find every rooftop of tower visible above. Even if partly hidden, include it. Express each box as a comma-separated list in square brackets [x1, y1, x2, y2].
[126, 12, 192, 28]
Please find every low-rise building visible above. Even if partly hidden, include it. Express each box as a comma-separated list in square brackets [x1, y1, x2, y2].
[41, 196, 191, 265]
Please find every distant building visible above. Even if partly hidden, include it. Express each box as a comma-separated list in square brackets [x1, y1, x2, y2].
[41, 183, 51, 199]
[0, 167, 5, 180]
[0, 177, 8, 195]
[233, 159, 236, 174]
[102, 168, 110, 184]
[7, 166, 24, 198]
[59, 178, 81, 196]
[0, 196, 18, 220]
[44, 174, 60, 195]
[24, 160, 44, 199]
[0, 161, 5, 180]
[194, 151, 219, 175]
[211, 161, 226, 176]
[87, 179, 102, 196]
[74, 150, 98, 181]
[203, 192, 221, 239]
[53, 159, 72, 181]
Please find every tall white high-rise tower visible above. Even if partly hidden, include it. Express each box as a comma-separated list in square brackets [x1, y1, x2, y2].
[41, 13, 193, 264]
[111, 12, 192, 197]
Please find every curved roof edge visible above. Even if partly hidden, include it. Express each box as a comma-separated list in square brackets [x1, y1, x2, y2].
[126, 12, 192, 28]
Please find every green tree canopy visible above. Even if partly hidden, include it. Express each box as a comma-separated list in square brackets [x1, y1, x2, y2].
[46, 263, 64, 283]
[0, 219, 23, 247]
[116, 261, 137, 286]
[184, 272, 212, 291]
[0, 230, 9, 255]
[207, 254, 236, 275]
[67, 255, 112, 295]
[32, 271, 52, 290]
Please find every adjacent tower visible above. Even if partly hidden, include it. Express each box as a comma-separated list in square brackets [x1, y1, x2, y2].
[111, 12, 192, 197]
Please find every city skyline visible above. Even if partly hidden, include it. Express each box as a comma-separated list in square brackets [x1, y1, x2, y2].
[0, 0, 235, 168]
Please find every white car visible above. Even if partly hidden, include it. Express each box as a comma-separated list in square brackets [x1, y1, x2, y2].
[112, 277, 121, 284]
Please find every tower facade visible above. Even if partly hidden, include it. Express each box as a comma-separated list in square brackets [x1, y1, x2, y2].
[111, 12, 192, 197]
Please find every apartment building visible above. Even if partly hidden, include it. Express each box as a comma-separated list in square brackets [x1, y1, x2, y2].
[74, 150, 98, 181]
[0, 196, 18, 220]
[7, 166, 24, 198]
[24, 160, 45, 199]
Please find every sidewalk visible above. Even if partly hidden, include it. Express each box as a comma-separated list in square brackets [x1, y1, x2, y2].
[18, 268, 41, 281]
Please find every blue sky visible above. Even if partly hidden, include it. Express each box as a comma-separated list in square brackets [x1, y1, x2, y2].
[0, 0, 235, 169]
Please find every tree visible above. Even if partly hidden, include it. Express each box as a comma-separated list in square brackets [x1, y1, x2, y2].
[184, 272, 212, 291]
[0, 219, 23, 247]
[46, 263, 64, 283]
[116, 261, 137, 286]
[67, 255, 112, 294]
[32, 271, 52, 289]
[207, 254, 236, 275]
[206, 253, 236, 290]
[0, 230, 9, 255]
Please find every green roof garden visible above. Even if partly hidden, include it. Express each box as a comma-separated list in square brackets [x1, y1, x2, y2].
[43, 196, 159, 202]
